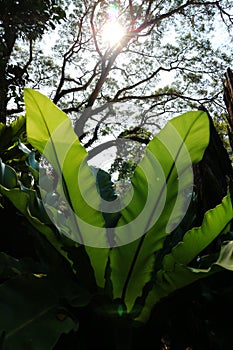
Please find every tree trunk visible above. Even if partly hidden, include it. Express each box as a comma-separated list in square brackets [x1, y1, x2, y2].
[193, 104, 233, 224]
[223, 67, 233, 153]
[0, 25, 17, 124]
[0, 85, 8, 124]
[0, 60, 8, 124]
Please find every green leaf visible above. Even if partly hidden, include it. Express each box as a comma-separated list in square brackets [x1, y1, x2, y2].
[0, 274, 78, 350]
[110, 111, 210, 312]
[215, 240, 233, 270]
[24, 88, 109, 287]
[165, 192, 233, 267]
[93, 167, 121, 228]
[17, 139, 32, 155]
[0, 115, 26, 152]
[24, 88, 105, 236]
[136, 193, 233, 323]
[0, 159, 18, 188]
[0, 174, 101, 292]
[0, 186, 67, 258]
[0, 252, 38, 281]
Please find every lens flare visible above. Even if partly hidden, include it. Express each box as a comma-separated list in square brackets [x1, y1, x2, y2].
[107, 3, 119, 20]
[102, 21, 125, 46]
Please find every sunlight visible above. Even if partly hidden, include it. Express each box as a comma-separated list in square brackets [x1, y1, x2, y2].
[102, 21, 126, 47]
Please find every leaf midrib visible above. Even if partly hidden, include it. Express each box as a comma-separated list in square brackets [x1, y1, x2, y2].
[29, 92, 84, 244]
[5, 304, 57, 340]
[120, 113, 203, 302]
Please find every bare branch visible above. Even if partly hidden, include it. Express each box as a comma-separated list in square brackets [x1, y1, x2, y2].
[113, 90, 222, 105]
[21, 39, 33, 74]
[90, 0, 103, 59]
[113, 66, 177, 100]
[54, 61, 100, 102]
[53, 8, 92, 103]
[83, 105, 115, 147]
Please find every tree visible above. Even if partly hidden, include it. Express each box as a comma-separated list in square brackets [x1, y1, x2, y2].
[0, 0, 66, 124]
[1, 1, 232, 154]
[3, 1, 231, 142]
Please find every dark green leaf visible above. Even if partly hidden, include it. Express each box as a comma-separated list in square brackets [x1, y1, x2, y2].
[0, 274, 78, 350]
[137, 193, 233, 322]
[0, 159, 18, 188]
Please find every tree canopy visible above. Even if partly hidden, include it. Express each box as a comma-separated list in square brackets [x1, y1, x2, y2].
[0, 0, 66, 123]
[1, 0, 233, 147]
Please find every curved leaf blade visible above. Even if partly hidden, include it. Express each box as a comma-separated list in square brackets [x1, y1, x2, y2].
[24, 88, 106, 241]
[0, 115, 26, 151]
[165, 192, 233, 267]
[137, 193, 233, 323]
[110, 111, 210, 311]
[0, 274, 77, 350]
[0, 159, 18, 188]
[0, 186, 71, 262]
[24, 88, 110, 287]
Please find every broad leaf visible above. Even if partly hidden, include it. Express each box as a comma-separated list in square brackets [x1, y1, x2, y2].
[24, 88, 105, 239]
[164, 192, 233, 267]
[136, 193, 233, 323]
[0, 186, 70, 262]
[0, 173, 98, 293]
[24, 88, 109, 287]
[0, 274, 78, 350]
[110, 111, 210, 311]
[0, 115, 25, 152]
[0, 159, 18, 188]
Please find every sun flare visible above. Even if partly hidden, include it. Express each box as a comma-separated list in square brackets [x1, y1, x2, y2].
[102, 21, 125, 46]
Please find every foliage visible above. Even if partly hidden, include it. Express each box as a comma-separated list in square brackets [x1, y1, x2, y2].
[0, 0, 66, 39]
[109, 126, 152, 184]
[0, 89, 232, 348]
[0, 1, 232, 149]
[1, 1, 233, 346]
[0, 115, 87, 349]
[0, 0, 66, 123]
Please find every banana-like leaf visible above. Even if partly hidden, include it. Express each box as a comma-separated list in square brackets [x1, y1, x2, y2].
[24, 88, 109, 287]
[136, 193, 233, 323]
[0, 274, 78, 350]
[110, 111, 210, 311]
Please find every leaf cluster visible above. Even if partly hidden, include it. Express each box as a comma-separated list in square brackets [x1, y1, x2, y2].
[0, 0, 66, 40]
[0, 90, 232, 349]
